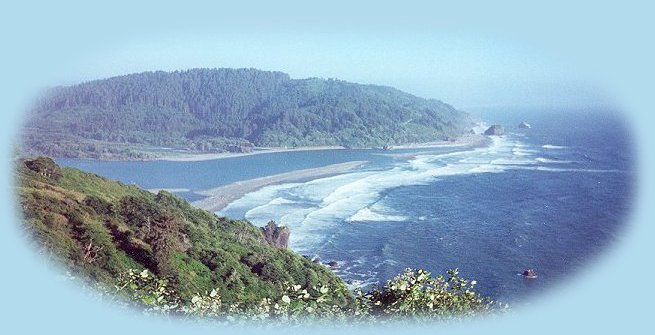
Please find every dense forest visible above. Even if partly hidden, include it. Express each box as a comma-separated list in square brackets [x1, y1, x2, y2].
[16, 157, 502, 323]
[22, 68, 473, 159]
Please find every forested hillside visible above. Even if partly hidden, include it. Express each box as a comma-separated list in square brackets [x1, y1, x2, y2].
[22, 68, 472, 159]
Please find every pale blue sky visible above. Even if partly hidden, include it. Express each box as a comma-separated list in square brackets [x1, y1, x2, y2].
[60, 33, 608, 111]
[1, 2, 654, 335]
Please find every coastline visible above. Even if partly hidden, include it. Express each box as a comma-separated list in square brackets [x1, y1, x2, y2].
[386, 134, 491, 159]
[190, 135, 491, 212]
[390, 134, 487, 150]
[156, 145, 346, 162]
[156, 134, 488, 162]
[191, 160, 368, 212]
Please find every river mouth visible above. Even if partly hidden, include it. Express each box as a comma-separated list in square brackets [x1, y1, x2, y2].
[57, 110, 634, 303]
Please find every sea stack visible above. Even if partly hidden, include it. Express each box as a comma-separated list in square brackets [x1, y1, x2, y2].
[484, 125, 505, 136]
[518, 121, 531, 129]
[522, 269, 538, 279]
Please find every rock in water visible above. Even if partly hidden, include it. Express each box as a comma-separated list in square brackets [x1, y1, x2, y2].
[484, 125, 505, 136]
[518, 121, 531, 129]
[261, 221, 289, 249]
[522, 269, 538, 278]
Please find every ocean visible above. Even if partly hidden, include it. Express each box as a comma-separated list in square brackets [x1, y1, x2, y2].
[58, 109, 634, 302]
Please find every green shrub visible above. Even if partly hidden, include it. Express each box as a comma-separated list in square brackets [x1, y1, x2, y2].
[111, 267, 505, 325]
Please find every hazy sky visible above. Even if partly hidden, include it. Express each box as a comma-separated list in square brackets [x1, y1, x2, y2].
[63, 33, 608, 111]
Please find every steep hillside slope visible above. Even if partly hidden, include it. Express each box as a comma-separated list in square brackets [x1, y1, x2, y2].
[16, 157, 351, 305]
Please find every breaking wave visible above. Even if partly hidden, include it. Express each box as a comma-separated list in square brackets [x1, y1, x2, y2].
[347, 207, 408, 223]
[542, 144, 568, 149]
[219, 134, 625, 254]
[535, 157, 574, 164]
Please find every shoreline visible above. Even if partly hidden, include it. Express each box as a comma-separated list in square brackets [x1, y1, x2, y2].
[156, 145, 346, 162]
[190, 135, 491, 212]
[156, 134, 488, 162]
[386, 134, 491, 159]
[191, 160, 368, 212]
[390, 134, 487, 150]
[45, 134, 490, 162]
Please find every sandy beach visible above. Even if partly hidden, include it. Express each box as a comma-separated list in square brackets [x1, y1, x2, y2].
[174, 135, 490, 212]
[191, 160, 368, 212]
[155, 134, 488, 162]
[385, 134, 491, 159]
[157, 145, 346, 162]
[183, 135, 490, 212]
[391, 134, 488, 150]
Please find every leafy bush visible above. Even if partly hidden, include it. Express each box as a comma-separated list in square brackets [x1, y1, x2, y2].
[111, 267, 506, 325]
[354, 268, 505, 321]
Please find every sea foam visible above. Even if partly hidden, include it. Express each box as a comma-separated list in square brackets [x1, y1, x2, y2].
[347, 207, 408, 223]
[535, 157, 574, 164]
[219, 133, 618, 255]
[542, 144, 568, 149]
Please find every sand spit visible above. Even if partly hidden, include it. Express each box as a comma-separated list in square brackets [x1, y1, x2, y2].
[192, 161, 368, 212]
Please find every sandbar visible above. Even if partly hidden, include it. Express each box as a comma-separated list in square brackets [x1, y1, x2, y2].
[191, 160, 367, 212]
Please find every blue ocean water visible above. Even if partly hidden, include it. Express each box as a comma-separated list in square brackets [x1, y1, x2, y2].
[58, 110, 633, 302]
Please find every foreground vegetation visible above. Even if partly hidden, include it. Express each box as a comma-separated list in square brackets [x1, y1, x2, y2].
[106, 267, 503, 325]
[18, 157, 350, 305]
[16, 157, 505, 324]
[23, 68, 472, 159]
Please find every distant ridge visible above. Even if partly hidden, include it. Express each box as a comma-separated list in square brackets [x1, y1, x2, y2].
[23, 68, 472, 159]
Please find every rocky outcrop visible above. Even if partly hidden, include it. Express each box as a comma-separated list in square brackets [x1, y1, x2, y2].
[518, 121, 531, 129]
[24, 157, 62, 181]
[522, 269, 538, 278]
[261, 221, 289, 249]
[484, 125, 505, 136]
